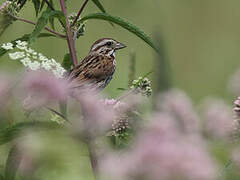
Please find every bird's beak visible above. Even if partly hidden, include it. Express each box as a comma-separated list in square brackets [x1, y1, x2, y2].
[115, 42, 126, 50]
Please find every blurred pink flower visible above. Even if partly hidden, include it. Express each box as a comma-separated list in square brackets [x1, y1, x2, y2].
[100, 113, 217, 180]
[157, 89, 200, 134]
[73, 93, 116, 137]
[22, 70, 69, 110]
[202, 98, 233, 140]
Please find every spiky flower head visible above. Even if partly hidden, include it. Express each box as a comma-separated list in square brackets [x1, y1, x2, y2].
[110, 115, 130, 136]
[131, 77, 152, 97]
[0, 0, 20, 17]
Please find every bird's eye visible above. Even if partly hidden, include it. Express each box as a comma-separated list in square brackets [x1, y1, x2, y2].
[106, 41, 113, 46]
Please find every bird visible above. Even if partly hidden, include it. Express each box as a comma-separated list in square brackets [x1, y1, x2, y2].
[67, 38, 126, 91]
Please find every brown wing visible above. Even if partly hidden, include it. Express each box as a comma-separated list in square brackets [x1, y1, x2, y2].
[68, 53, 115, 89]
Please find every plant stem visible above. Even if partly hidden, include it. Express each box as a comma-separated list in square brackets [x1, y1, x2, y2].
[116, 89, 136, 102]
[4, 144, 22, 180]
[45, 107, 71, 124]
[16, 17, 66, 38]
[87, 141, 99, 180]
[59, 0, 78, 67]
[71, 0, 89, 27]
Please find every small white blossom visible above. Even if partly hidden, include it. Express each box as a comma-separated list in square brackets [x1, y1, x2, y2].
[1, 42, 13, 50]
[15, 40, 28, 50]
[25, 48, 37, 55]
[9, 51, 25, 60]
[39, 53, 48, 61]
[28, 61, 40, 70]
[41, 61, 52, 71]
[20, 57, 31, 66]
[16, 40, 28, 46]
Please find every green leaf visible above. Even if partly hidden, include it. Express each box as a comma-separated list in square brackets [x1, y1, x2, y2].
[32, 0, 40, 16]
[0, 33, 58, 58]
[4, 145, 21, 180]
[91, 0, 106, 13]
[0, 121, 59, 146]
[80, 13, 158, 52]
[61, 53, 72, 71]
[48, 0, 55, 30]
[39, 0, 46, 12]
[29, 9, 64, 43]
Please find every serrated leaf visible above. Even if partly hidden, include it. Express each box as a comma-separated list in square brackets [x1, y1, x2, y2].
[0, 33, 58, 58]
[32, 0, 40, 16]
[91, 0, 106, 13]
[4, 145, 21, 180]
[29, 9, 64, 43]
[80, 13, 158, 52]
[90, 0, 114, 26]
[0, 122, 59, 146]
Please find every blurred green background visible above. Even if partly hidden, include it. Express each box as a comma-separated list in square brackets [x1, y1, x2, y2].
[1, 0, 240, 102]
[1, 1, 240, 179]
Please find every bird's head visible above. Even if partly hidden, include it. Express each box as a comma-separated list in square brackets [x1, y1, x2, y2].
[90, 38, 126, 56]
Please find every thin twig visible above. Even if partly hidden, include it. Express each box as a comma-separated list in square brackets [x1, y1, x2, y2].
[15, 17, 66, 38]
[86, 141, 99, 180]
[116, 89, 136, 102]
[71, 0, 89, 27]
[59, 0, 78, 67]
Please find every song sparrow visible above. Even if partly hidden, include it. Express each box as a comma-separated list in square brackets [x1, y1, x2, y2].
[68, 38, 126, 91]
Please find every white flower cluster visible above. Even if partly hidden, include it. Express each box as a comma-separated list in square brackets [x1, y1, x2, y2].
[1, 42, 13, 50]
[1, 40, 66, 78]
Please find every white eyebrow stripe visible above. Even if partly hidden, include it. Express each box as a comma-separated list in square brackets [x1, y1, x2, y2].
[91, 39, 109, 51]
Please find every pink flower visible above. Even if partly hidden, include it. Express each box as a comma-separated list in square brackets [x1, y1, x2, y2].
[72, 92, 116, 137]
[100, 113, 217, 180]
[157, 89, 200, 134]
[22, 70, 69, 110]
[201, 98, 233, 140]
